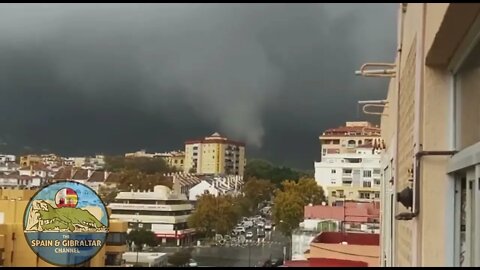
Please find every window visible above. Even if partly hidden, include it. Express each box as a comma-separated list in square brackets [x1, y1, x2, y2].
[363, 181, 372, 188]
[363, 170, 372, 178]
[344, 169, 352, 174]
[106, 232, 127, 246]
[373, 169, 381, 175]
[375, 192, 380, 198]
[330, 180, 336, 185]
[454, 37, 480, 150]
[322, 149, 327, 156]
[331, 191, 337, 197]
[450, 26, 480, 267]
[359, 192, 370, 199]
[374, 179, 381, 186]
[331, 169, 336, 174]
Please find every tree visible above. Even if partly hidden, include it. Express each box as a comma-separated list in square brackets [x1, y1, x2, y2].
[115, 170, 173, 191]
[187, 194, 241, 237]
[241, 177, 275, 212]
[272, 178, 326, 236]
[105, 155, 176, 174]
[98, 185, 119, 205]
[127, 229, 158, 251]
[187, 194, 220, 237]
[244, 159, 311, 187]
[272, 188, 305, 235]
[295, 177, 326, 205]
[168, 249, 192, 267]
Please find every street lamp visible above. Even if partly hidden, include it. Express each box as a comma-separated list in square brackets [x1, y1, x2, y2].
[278, 220, 290, 262]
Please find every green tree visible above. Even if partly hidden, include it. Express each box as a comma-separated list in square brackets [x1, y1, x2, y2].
[168, 249, 192, 267]
[105, 156, 177, 174]
[127, 229, 158, 251]
[244, 159, 311, 187]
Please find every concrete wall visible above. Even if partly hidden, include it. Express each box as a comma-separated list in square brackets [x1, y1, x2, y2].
[380, 3, 480, 266]
[308, 242, 380, 266]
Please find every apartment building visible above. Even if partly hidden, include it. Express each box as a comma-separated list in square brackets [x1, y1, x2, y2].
[125, 150, 185, 171]
[19, 155, 42, 167]
[369, 3, 480, 267]
[108, 185, 195, 246]
[0, 188, 128, 267]
[154, 151, 185, 171]
[314, 122, 382, 204]
[184, 132, 246, 176]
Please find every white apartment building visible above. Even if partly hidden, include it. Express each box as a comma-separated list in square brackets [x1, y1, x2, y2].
[108, 185, 195, 246]
[188, 175, 243, 201]
[314, 122, 383, 204]
[0, 154, 15, 163]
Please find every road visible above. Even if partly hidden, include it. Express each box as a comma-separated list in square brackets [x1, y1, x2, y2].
[193, 229, 287, 267]
[156, 228, 289, 267]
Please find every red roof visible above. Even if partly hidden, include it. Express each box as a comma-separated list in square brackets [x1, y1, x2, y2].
[312, 232, 379, 246]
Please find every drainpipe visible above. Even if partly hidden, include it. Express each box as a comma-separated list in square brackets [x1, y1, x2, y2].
[411, 3, 426, 267]
[392, 3, 406, 266]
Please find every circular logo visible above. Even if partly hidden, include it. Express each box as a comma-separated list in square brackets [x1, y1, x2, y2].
[23, 181, 109, 266]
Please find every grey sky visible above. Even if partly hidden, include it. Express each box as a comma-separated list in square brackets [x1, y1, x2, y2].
[0, 3, 396, 169]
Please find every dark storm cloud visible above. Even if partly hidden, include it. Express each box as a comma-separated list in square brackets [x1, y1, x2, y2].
[0, 3, 396, 168]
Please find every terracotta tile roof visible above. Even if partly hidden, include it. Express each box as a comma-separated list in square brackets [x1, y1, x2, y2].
[19, 163, 49, 171]
[88, 171, 105, 182]
[72, 169, 89, 180]
[53, 166, 74, 180]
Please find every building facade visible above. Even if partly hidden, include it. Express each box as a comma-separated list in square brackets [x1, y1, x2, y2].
[184, 132, 246, 176]
[314, 122, 382, 204]
[375, 3, 480, 267]
[108, 185, 195, 246]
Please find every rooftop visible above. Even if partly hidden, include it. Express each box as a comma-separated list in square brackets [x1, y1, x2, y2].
[311, 232, 380, 246]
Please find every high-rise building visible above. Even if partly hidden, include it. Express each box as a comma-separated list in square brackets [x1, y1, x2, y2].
[314, 122, 383, 205]
[184, 132, 246, 176]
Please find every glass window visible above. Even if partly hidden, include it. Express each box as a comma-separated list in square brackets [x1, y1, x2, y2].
[363, 170, 372, 178]
[331, 169, 336, 174]
[455, 38, 480, 150]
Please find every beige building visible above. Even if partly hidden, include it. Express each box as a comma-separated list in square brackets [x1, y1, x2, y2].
[366, 3, 480, 267]
[184, 132, 246, 176]
[125, 150, 185, 171]
[0, 188, 128, 267]
[19, 155, 42, 167]
[319, 121, 381, 156]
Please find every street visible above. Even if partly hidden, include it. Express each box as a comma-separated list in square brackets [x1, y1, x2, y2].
[155, 229, 289, 267]
[197, 229, 288, 267]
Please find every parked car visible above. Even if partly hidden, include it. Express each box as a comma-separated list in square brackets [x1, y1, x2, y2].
[234, 226, 246, 234]
[246, 231, 254, 238]
[243, 220, 254, 228]
[189, 259, 198, 267]
[257, 221, 265, 228]
[257, 229, 265, 238]
[264, 223, 272, 231]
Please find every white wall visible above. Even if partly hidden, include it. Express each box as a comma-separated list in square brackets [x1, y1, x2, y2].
[188, 180, 219, 201]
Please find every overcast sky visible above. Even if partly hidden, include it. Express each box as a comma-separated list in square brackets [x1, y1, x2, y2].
[0, 3, 396, 169]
